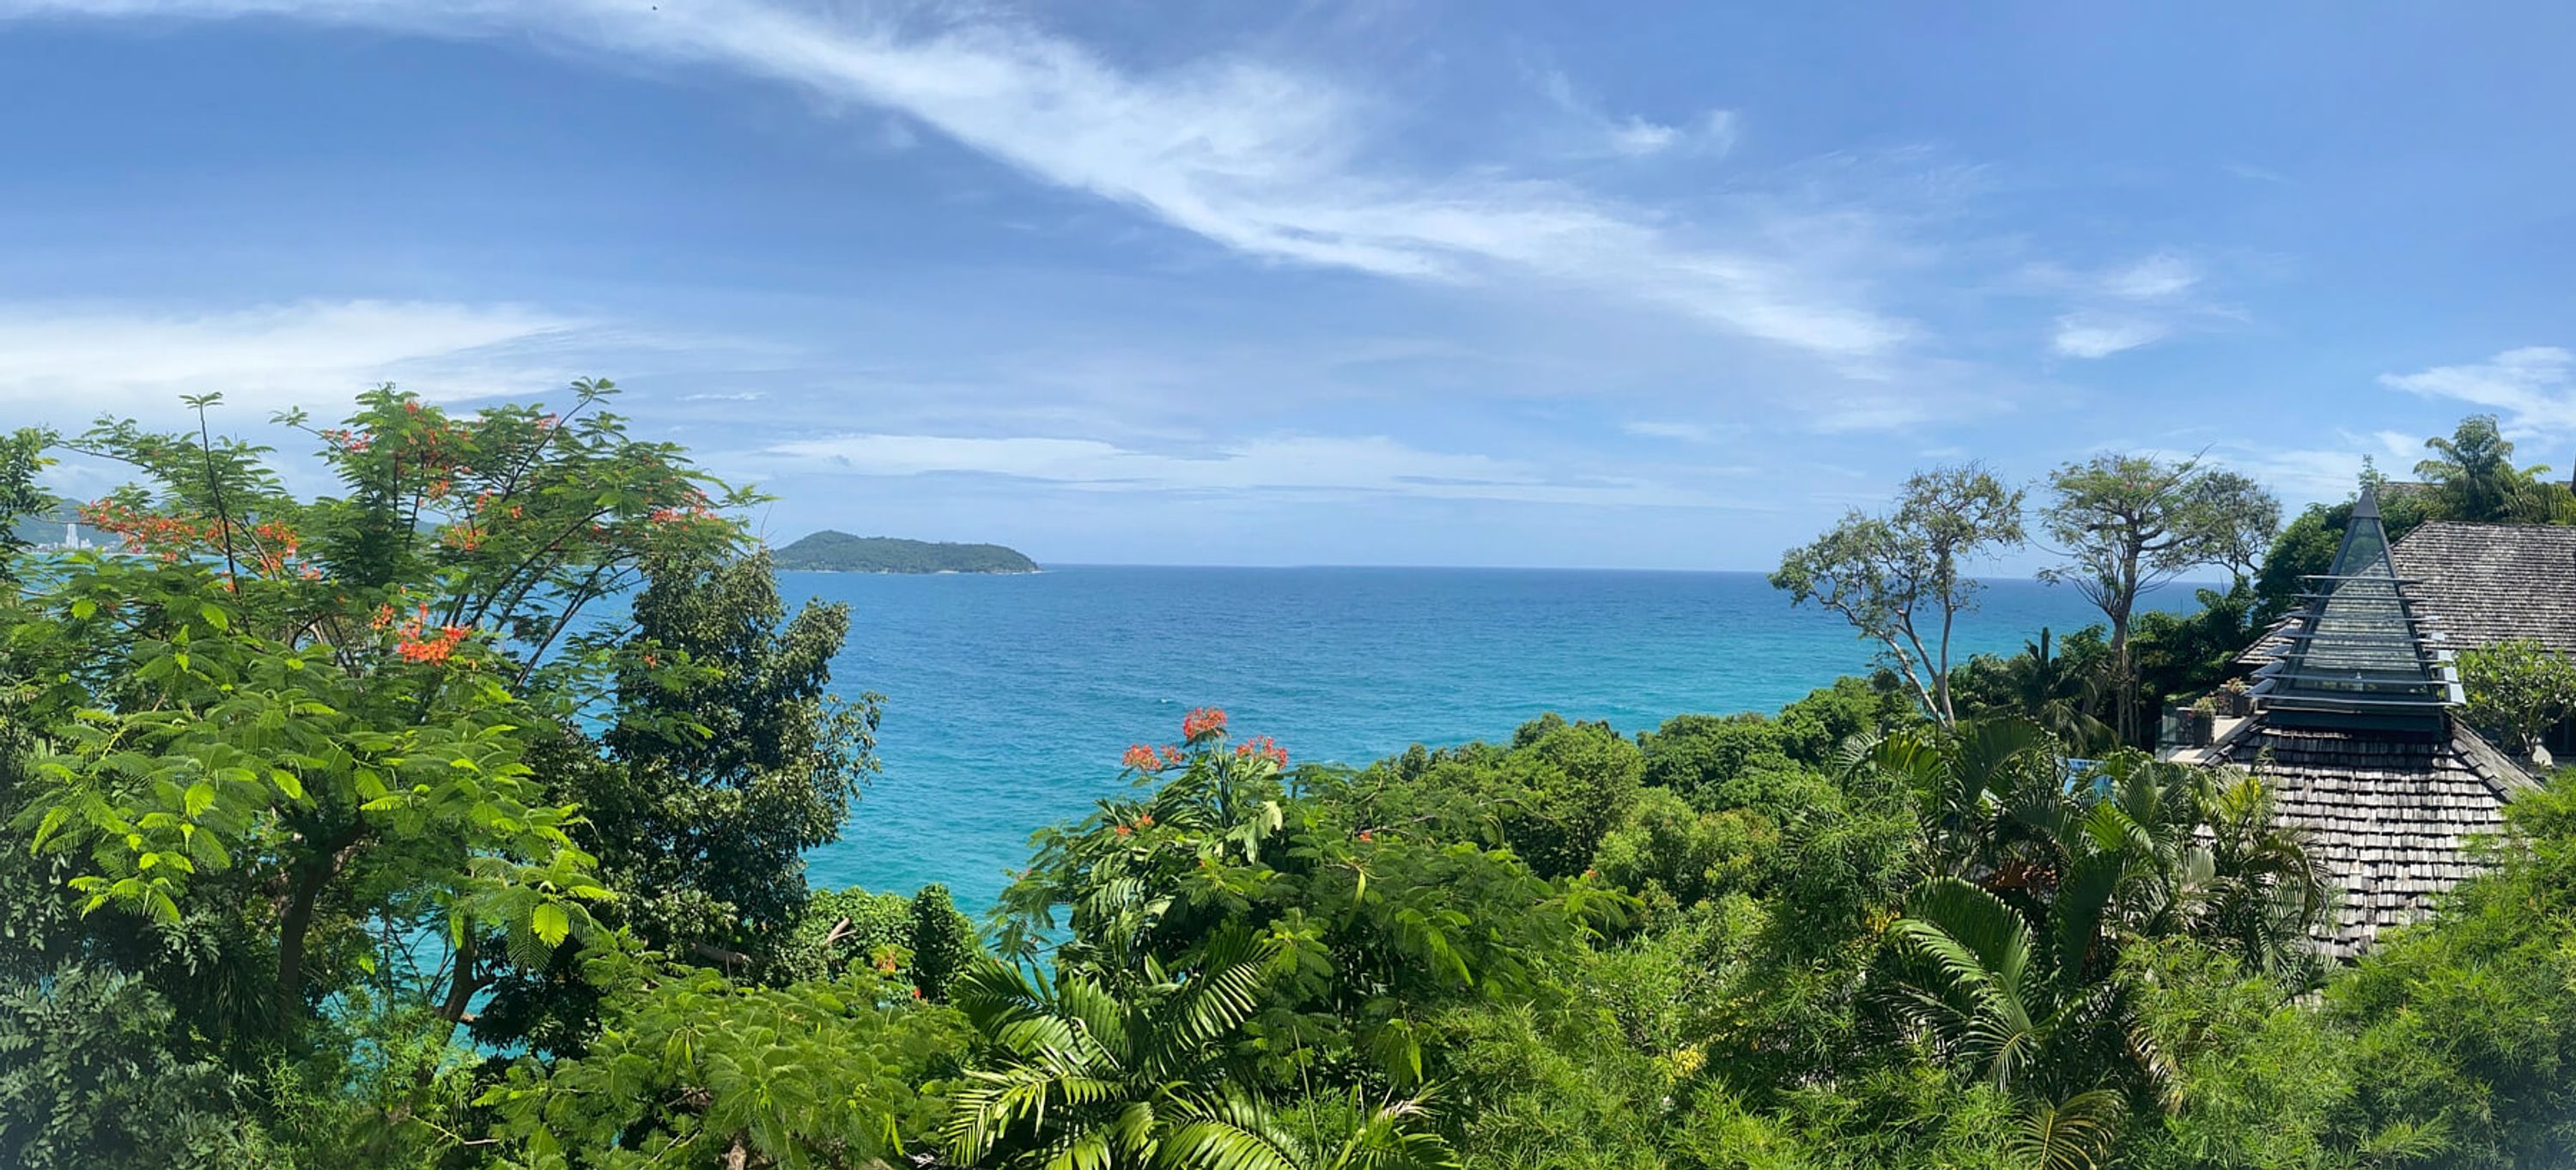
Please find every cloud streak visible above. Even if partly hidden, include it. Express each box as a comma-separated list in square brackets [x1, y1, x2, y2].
[3, 0, 1916, 361]
[2380, 347, 2576, 438]
[767, 431, 1746, 509]
[2051, 313, 2169, 359]
[0, 299, 586, 421]
[2038, 251, 2210, 360]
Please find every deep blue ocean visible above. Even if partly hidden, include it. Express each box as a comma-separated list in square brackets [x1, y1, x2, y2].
[799, 567, 2186, 914]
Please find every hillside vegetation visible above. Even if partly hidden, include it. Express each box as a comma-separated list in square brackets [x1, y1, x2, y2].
[775, 530, 1038, 573]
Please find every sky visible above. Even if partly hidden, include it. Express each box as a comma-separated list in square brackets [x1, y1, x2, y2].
[3, 2, 2573, 570]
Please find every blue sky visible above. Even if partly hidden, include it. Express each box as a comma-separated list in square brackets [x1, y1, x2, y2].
[3, 2, 2573, 569]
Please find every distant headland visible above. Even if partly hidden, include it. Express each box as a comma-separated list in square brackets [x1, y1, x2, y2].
[772, 531, 1039, 574]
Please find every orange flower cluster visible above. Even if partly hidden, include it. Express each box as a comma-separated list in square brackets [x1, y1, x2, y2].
[1120, 743, 1194, 773]
[83, 501, 317, 579]
[78, 500, 213, 562]
[1113, 824, 1134, 837]
[1182, 707, 1228, 740]
[381, 601, 473, 665]
[242, 519, 307, 577]
[397, 626, 472, 664]
[1234, 736, 1288, 767]
[321, 427, 374, 454]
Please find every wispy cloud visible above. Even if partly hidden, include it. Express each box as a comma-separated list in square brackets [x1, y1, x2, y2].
[2034, 251, 2215, 360]
[2098, 252, 2200, 300]
[4, 0, 1914, 362]
[2379, 347, 2576, 438]
[2181, 431, 2420, 506]
[1621, 420, 1722, 442]
[1533, 67, 1737, 160]
[767, 431, 1745, 508]
[2051, 313, 2169, 359]
[0, 299, 585, 421]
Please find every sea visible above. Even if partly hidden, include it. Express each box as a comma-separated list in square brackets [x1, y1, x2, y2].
[798, 566, 2194, 916]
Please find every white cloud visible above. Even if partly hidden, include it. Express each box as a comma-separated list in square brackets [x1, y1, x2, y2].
[1534, 67, 1735, 160]
[683, 391, 767, 402]
[1621, 420, 1717, 442]
[2099, 252, 2199, 300]
[2051, 313, 2169, 359]
[2379, 347, 2576, 437]
[2026, 252, 2211, 359]
[2223, 162, 2290, 185]
[0, 300, 585, 422]
[4, 0, 1910, 361]
[1600, 110, 1737, 159]
[767, 431, 1745, 508]
[2170, 430, 2426, 508]
[1605, 118, 1678, 157]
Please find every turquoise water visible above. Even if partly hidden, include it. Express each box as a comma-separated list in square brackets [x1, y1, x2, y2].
[800, 567, 2181, 914]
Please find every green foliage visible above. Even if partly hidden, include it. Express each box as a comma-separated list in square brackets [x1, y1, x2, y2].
[2126, 583, 2262, 724]
[1637, 712, 1791, 807]
[482, 954, 966, 1169]
[1433, 1001, 1672, 1169]
[594, 549, 879, 949]
[0, 963, 276, 1170]
[1950, 627, 2116, 754]
[782, 885, 913, 980]
[0, 427, 55, 574]
[1774, 675, 1924, 765]
[1772, 464, 2027, 724]
[2038, 454, 2279, 743]
[2458, 638, 2576, 759]
[946, 931, 1459, 1170]
[2415, 414, 2576, 524]
[909, 882, 976, 1003]
[771, 530, 1038, 573]
[1592, 787, 1777, 910]
[2321, 777, 2576, 1167]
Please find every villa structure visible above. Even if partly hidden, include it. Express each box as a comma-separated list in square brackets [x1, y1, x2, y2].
[2176, 487, 2567, 957]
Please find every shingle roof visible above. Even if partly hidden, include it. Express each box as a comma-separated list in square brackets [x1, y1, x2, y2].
[2235, 520, 2576, 669]
[2215, 718, 2534, 959]
[2388, 521, 2576, 655]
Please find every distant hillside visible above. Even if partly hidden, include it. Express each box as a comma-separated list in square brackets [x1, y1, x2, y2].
[773, 531, 1039, 574]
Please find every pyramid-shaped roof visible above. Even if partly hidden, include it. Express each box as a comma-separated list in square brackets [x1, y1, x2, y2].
[2253, 484, 2461, 730]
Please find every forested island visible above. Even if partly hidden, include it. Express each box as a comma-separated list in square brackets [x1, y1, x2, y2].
[774, 530, 1039, 573]
[7, 386, 2576, 1169]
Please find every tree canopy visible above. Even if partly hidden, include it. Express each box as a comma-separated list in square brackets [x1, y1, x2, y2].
[1772, 464, 2026, 725]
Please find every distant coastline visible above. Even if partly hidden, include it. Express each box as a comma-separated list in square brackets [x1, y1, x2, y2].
[772, 531, 1040, 574]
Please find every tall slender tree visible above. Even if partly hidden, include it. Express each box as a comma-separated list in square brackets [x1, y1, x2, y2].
[1773, 464, 2026, 726]
[2038, 455, 2278, 744]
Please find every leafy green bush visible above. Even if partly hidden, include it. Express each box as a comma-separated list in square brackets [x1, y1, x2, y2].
[0, 964, 273, 1170]
[481, 955, 966, 1169]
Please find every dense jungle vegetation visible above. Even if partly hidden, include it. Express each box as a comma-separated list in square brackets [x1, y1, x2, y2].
[5, 389, 2576, 1169]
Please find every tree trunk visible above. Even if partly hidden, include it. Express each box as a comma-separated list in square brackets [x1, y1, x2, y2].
[2110, 609, 2137, 746]
[438, 933, 483, 1024]
[275, 854, 336, 1025]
